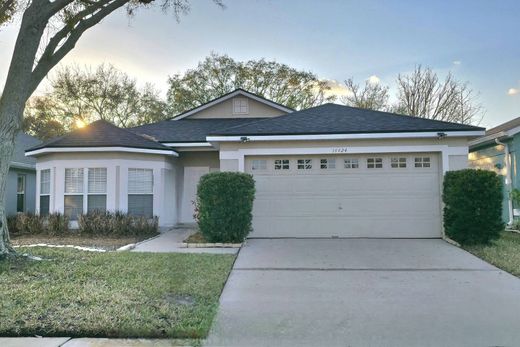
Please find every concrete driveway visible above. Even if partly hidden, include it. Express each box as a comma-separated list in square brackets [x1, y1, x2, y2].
[205, 238, 520, 347]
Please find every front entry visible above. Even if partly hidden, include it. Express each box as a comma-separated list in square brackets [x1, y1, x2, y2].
[181, 166, 209, 223]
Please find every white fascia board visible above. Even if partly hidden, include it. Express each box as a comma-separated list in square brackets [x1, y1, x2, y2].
[162, 142, 213, 147]
[172, 90, 293, 120]
[25, 146, 178, 157]
[207, 130, 485, 142]
[9, 161, 36, 170]
[468, 131, 508, 148]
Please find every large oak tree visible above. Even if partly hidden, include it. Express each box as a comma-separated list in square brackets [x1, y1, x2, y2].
[166, 53, 336, 114]
[0, 0, 221, 257]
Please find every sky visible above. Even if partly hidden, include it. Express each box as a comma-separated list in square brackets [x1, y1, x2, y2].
[0, 0, 519, 128]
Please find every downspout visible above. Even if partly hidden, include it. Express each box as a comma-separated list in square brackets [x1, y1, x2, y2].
[496, 138, 514, 226]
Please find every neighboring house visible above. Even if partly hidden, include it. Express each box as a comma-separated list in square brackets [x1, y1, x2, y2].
[26, 88, 484, 237]
[469, 117, 520, 225]
[7, 133, 41, 216]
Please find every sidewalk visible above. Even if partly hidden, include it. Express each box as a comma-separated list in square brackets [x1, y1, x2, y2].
[131, 227, 238, 254]
[0, 338, 197, 347]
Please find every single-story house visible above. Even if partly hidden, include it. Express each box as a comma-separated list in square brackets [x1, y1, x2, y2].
[26, 89, 485, 237]
[469, 117, 520, 225]
[7, 133, 40, 216]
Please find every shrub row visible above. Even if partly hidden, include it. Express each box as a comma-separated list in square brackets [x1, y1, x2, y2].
[7, 211, 158, 237]
[196, 172, 255, 243]
[7, 213, 69, 236]
[78, 211, 158, 236]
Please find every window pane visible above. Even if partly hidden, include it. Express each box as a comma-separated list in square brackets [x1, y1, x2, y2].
[17, 193, 24, 213]
[65, 168, 84, 193]
[17, 175, 25, 193]
[40, 169, 50, 195]
[64, 195, 83, 220]
[128, 168, 153, 194]
[88, 168, 107, 194]
[274, 159, 290, 170]
[87, 195, 107, 213]
[128, 195, 153, 218]
[40, 196, 50, 216]
[252, 160, 267, 171]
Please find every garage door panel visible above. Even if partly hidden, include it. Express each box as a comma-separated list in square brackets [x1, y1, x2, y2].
[253, 196, 440, 217]
[247, 153, 441, 238]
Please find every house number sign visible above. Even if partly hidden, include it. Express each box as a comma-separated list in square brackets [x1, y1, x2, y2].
[331, 147, 348, 153]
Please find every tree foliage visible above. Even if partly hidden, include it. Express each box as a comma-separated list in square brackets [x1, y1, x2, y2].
[23, 96, 68, 141]
[341, 77, 390, 111]
[343, 66, 483, 125]
[167, 53, 335, 114]
[52, 64, 167, 127]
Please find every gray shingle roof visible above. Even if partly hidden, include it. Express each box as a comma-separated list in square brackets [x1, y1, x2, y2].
[130, 118, 265, 143]
[11, 133, 41, 168]
[209, 103, 484, 136]
[26, 120, 172, 152]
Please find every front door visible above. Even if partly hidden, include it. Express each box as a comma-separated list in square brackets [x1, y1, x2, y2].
[181, 166, 210, 223]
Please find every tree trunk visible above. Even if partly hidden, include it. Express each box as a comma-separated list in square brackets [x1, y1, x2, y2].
[0, 129, 17, 258]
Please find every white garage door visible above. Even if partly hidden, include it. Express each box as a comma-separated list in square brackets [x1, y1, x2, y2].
[246, 153, 442, 238]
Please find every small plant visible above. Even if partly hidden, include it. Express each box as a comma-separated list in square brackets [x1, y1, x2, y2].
[196, 172, 255, 243]
[46, 213, 69, 235]
[16, 213, 45, 235]
[443, 169, 504, 245]
[511, 189, 520, 208]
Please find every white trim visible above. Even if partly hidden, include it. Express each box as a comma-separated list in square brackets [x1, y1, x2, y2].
[172, 89, 293, 120]
[220, 145, 468, 174]
[25, 146, 178, 157]
[469, 125, 520, 148]
[9, 161, 36, 170]
[162, 142, 213, 148]
[207, 130, 485, 143]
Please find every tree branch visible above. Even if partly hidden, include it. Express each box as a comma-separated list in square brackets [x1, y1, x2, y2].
[29, 0, 129, 94]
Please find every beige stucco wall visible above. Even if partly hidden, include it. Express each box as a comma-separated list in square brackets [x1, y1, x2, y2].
[177, 151, 220, 169]
[188, 96, 287, 119]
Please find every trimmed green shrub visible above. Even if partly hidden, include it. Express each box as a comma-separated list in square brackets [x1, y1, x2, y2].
[78, 211, 158, 236]
[443, 169, 503, 245]
[196, 172, 255, 243]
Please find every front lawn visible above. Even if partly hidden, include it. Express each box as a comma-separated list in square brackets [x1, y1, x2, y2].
[463, 231, 520, 277]
[0, 248, 235, 339]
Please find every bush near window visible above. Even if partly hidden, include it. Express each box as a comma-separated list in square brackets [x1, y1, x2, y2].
[443, 169, 503, 245]
[78, 211, 158, 237]
[7, 213, 69, 236]
[196, 172, 255, 243]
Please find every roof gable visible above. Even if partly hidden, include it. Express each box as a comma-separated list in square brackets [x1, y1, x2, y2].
[172, 89, 293, 120]
[11, 133, 41, 168]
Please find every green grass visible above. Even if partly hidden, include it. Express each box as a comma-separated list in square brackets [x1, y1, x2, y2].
[464, 231, 520, 277]
[0, 247, 235, 339]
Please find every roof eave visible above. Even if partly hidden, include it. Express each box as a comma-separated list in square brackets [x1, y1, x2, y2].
[25, 146, 178, 157]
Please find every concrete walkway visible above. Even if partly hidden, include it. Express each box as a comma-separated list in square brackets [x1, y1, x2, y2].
[132, 227, 238, 254]
[205, 238, 520, 347]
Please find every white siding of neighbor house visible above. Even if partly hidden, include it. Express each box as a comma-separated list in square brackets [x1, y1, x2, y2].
[34, 152, 177, 227]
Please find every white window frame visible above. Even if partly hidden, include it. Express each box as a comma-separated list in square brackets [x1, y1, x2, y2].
[40, 169, 51, 216]
[344, 158, 359, 169]
[64, 168, 84, 220]
[128, 168, 154, 218]
[297, 159, 312, 170]
[415, 157, 431, 168]
[274, 159, 290, 170]
[233, 97, 249, 114]
[320, 158, 336, 169]
[391, 157, 407, 168]
[251, 159, 267, 171]
[87, 168, 107, 213]
[367, 157, 383, 169]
